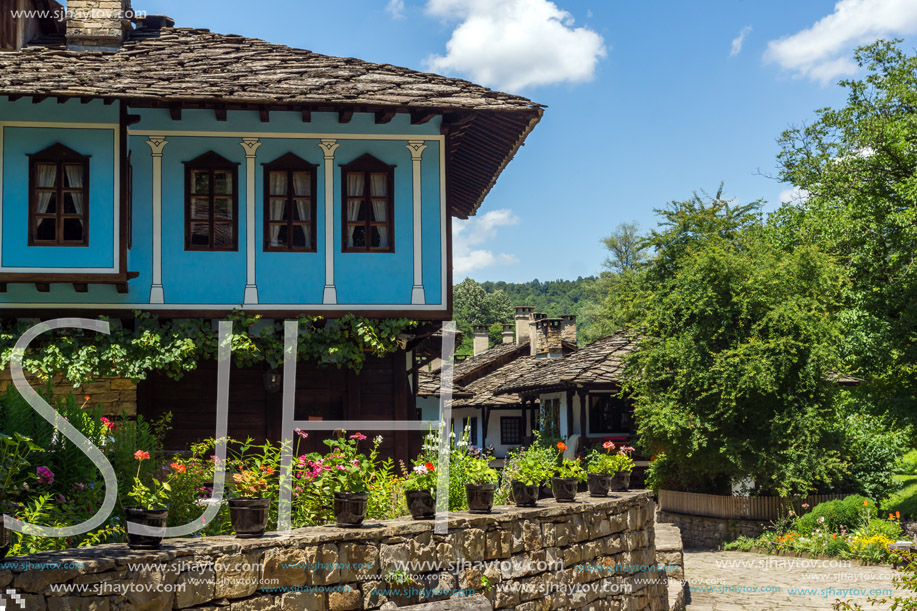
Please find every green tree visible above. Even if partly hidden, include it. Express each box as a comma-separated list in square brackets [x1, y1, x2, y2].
[453, 278, 513, 354]
[776, 40, 917, 425]
[626, 193, 848, 496]
[601, 221, 648, 273]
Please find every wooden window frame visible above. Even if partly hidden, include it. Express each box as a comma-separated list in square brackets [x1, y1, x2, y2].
[500, 416, 523, 446]
[183, 151, 240, 252]
[340, 153, 395, 253]
[262, 153, 318, 253]
[27, 143, 91, 247]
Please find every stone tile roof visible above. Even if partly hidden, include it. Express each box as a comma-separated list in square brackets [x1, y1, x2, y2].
[417, 371, 472, 399]
[1, 25, 543, 217]
[432, 342, 529, 385]
[453, 355, 551, 408]
[494, 332, 637, 395]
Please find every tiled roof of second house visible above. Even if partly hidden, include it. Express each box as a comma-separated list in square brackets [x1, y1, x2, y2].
[494, 332, 637, 395]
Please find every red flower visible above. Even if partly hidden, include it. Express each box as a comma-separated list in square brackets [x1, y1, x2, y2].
[171, 462, 186, 474]
[602, 441, 615, 450]
[425, 462, 435, 472]
[134, 450, 150, 461]
[557, 442, 567, 452]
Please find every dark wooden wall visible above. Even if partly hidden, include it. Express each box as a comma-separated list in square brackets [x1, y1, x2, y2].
[137, 352, 419, 464]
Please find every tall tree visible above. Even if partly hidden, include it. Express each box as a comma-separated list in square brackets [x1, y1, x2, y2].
[452, 278, 513, 354]
[776, 40, 917, 424]
[601, 222, 648, 273]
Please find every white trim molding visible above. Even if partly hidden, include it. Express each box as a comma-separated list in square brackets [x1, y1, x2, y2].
[318, 139, 340, 305]
[240, 138, 262, 305]
[146, 136, 168, 303]
[406, 140, 427, 305]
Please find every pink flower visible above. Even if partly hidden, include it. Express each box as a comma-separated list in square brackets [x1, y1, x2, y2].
[602, 441, 615, 450]
[100, 416, 114, 431]
[801, 503, 809, 509]
[294, 429, 308, 440]
[336, 465, 346, 471]
[349, 433, 367, 441]
[134, 450, 150, 461]
[72, 483, 86, 491]
[36, 466, 54, 485]
[57, 495, 66, 503]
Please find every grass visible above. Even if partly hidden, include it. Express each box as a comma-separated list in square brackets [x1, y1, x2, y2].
[883, 474, 917, 519]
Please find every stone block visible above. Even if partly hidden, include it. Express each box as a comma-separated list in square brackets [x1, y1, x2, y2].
[215, 552, 263, 599]
[281, 590, 326, 611]
[328, 585, 362, 611]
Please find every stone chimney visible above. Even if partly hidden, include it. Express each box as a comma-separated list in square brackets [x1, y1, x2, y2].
[66, 0, 133, 52]
[529, 312, 547, 356]
[533, 318, 564, 358]
[502, 324, 514, 345]
[472, 325, 490, 356]
[561, 315, 577, 345]
[514, 306, 534, 348]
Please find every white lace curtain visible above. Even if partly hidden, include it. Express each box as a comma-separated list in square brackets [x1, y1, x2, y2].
[268, 172, 287, 246]
[346, 173, 364, 247]
[292, 172, 310, 223]
[370, 174, 388, 248]
[35, 164, 56, 214]
[64, 166, 84, 233]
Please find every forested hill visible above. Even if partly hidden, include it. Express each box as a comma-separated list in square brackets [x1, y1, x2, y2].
[479, 277, 596, 317]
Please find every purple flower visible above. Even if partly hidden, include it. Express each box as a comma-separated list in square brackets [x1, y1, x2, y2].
[36, 466, 54, 485]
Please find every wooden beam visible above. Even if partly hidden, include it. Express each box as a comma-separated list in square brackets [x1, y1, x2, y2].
[374, 110, 396, 124]
[31, 96, 47, 104]
[72, 283, 88, 293]
[301, 110, 311, 123]
[116, 283, 129, 294]
[80, 97, 93, 104]
[214, 107, 227, 121]
[169, 106, 181, 121]
[7, 95, 21, 102]
[35, 283, 50, 293]
[410, 111, 437, 125]
[0, 283, 6, 293]
[103, 99, 114, 105]
[56, 96, 68, 104]
[125, 114, 142, 126]
[338, 109, 354, 123]
[259, 109, 270, 123]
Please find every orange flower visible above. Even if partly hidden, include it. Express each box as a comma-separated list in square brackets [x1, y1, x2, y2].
[890, 513, 895, 520]
[897, 511, 901, 519]
[171, 462, 186, 474]
[84, 395, 90, 401]
[864, 499, 868, 506]
[557, 442, 567, 452]
[261, 465, 275, 475]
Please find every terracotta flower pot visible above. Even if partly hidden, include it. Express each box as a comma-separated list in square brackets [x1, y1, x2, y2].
[0, 514, 10, 559]
[610, 471, 632, 491]
[125, 507, 169, 550]
[333, 492, 369, 528]
[511, 480, 539, 507]
[229, 498, 270, 538]
[587, 472, 613, 497]
[465, 484, 496, 513]
[405, 490, 436, 520]
[551, 477, 578, 502]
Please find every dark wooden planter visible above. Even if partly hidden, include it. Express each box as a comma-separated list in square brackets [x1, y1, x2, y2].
[0, 514, 10, 559]
[610, 471, 631, 492]
[465, 484, 496, 513]
[125, 507, 169, 550]
[511, 480, 539, 507]
[405, 490, 436, 520]
[229, 498, 270, 538]
[333, 492, 369, 527]
[587, 472, 612, 497]
[551, 477, 578, 502]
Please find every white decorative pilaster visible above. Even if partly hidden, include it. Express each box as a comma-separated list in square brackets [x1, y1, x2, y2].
[318, 139, 340, 305]
[240, 138, 262, 305]
[146, 136, 168, 304]
[406, 140, 427, 305]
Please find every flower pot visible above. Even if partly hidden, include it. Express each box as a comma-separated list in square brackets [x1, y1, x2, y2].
[229, 498, 270, 538]
[125, 507, 168, 550]
[610, 471, 632, 491]
[511, 480, 539, 507]
[587, 472, 613, 497]
[551, 477, 578, 502]
[465, 483, 496, 513]
[333, 492, 369, 528]
[0, 515, 10, 560]
[405, 490, 436, 520]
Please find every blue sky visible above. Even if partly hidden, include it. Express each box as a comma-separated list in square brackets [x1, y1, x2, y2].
[134, 0, 917, 283]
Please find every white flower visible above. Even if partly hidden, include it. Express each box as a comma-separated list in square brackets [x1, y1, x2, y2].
[374, 435, 383, 444]
[413, 465, 428, 475]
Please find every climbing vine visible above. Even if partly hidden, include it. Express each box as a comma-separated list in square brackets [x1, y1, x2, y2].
[0, 311, 418, 385]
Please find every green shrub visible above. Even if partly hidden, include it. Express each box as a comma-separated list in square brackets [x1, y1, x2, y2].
[796, 495, 875, 534]
[858, 517, 903, 541]
[832, 409, 910, 501]
[897, 450, 917, 476]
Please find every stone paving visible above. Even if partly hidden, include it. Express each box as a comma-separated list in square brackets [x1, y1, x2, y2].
[683, 550, 900, 610]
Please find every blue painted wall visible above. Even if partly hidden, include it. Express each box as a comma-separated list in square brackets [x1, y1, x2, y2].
[0, 101, 447, 312]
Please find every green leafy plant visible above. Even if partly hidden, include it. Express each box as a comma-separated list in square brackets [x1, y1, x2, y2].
[126, 450, 171, 510]
[554, 442, 586, 482]
[0, 432, 41, 514]
[322, 432, 372, 494]
[465, 454, 498, 485]
[510, 436, 555, 487]
[403, 457, 437, 492]
[587, 441, 635, 475]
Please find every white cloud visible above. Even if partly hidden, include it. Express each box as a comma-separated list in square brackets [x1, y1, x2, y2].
[423, 0, 606, 92]
[779, 186, 810, 204]
[730, 26, 752, 56]
[386, 0, 405, 18]
[453, 208, 520, 275]
[765, 0, 917, 83]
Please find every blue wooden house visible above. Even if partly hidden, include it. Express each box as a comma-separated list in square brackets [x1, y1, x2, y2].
[0, 2, 542, 460]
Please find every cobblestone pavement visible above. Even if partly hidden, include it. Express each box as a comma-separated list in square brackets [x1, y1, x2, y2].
[683, 550, 900, 610]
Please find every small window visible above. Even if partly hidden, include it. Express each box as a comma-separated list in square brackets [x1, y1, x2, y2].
[28, 143, 90, 247]
[589, 394, 633, 435]
[541, 398, 561, 439]
[183, 151, 239, 251]
[501, 416, 523, 446]
[341, 154, 394, 253]
[263, 153, 317, 252]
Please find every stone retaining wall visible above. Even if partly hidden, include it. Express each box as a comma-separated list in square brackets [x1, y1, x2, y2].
[0, 370, 137, 417]
[656, 510, 769, 549]
[0, 491, 667, 611]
